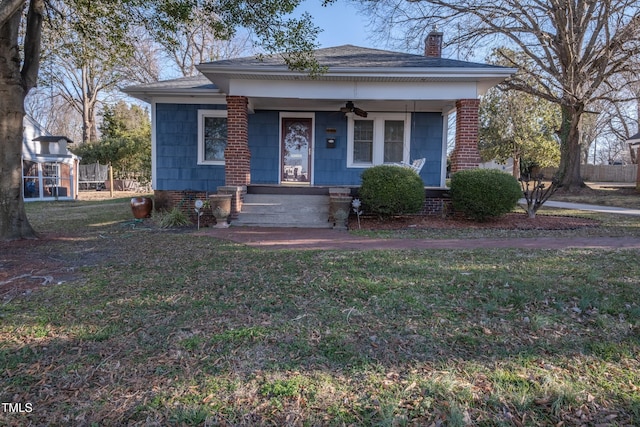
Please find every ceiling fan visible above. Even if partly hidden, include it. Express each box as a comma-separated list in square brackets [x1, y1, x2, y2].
[340, 101, 368, 117]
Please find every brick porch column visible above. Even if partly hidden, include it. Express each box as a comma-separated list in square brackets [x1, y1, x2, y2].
[451, 99, 481, 173]
[225, 96, 251, 186]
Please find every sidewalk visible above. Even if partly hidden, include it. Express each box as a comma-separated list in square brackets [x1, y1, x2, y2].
[202, 227, 640, 251]
[538, 200, 640, 216]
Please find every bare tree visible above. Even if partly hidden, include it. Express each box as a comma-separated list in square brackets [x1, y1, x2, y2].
[25, 88, 83, 142]
[355, 0, 640, 189]
[583, 71, 640, 165]
[38, 2, 137, 144]
[1, 0, 323, 240]
[119, 27, 163, 85]
[159, 14, 253, 77]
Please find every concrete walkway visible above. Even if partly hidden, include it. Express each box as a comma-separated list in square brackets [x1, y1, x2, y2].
[199, 201, 640, 251]
[537, 200, 640, 216]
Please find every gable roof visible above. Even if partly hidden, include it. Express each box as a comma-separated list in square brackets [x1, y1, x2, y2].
[204, 45, 502, 70]
[197, 45, 515, 92]
[123, 75, 221, 102]
[124, 45, 516, 105]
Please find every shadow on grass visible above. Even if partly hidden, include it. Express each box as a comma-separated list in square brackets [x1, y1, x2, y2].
[2, 234, 639, 425]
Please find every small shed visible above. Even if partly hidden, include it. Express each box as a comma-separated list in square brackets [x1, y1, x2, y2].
[22, 123, 80, 201]
[627, 131, 640, 146]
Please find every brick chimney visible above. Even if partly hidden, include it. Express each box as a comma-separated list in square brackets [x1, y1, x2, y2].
[424, 27, 443, 58]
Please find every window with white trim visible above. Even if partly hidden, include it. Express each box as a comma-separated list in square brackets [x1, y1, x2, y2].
[347, 113, 411, 167]
[198, 110, 227, 165]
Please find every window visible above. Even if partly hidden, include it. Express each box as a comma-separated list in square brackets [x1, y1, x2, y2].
[384, 120, 404, 163]
[43, 163, 60, 187]
[347, 113, 410, 167]
[198, 110, 227, 165]
[353, 120, 373, 163]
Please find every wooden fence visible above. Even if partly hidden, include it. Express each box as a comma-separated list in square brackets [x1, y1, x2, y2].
[539, 165, 637, 182]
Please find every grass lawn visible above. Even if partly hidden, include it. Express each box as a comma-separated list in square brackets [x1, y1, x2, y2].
[1, 193, 639, 426]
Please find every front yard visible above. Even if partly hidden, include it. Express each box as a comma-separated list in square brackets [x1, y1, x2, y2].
[1, 192, 639, 425]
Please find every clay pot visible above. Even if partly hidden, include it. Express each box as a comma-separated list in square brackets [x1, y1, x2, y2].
[131, 197, 153, 219]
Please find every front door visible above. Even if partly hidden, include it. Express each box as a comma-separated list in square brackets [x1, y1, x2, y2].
[281, 117, 312, 184]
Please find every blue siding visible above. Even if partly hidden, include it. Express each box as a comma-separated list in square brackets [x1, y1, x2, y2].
[248, 111, 280, 183]
[313, 112, 362, 185]
[409, 112, 444, 187]
[313, 112, 444, 186]
[155, 103, 444, 190]
[155, 103, 226, 192]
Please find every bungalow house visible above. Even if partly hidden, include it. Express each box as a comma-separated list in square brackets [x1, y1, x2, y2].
[124, 31, 516, 226]
[22, 115, 79, 201]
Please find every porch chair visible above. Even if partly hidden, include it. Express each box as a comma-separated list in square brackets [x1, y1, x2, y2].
[394, 158, 425, 174]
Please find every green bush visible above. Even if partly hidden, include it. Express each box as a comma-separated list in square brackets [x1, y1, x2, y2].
[157, 207, 191, 228]
[359, 165, 425, 217]
[450, 169, 522, 221]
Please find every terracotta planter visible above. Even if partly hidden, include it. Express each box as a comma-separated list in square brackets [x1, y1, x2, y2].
[131, 197, 153, 219]
[209, 194, 232, 228]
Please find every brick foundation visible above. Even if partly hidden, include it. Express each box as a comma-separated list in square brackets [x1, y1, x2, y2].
[154, 187, 246, 225]
[350, 187, 452, 217]
[420, 196, 453, 217]
[154, 190, 216, 226]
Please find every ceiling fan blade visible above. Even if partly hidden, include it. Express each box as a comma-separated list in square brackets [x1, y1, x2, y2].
[353, 108, 368, 117]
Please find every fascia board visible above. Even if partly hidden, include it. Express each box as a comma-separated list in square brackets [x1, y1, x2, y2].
[197, 65, 517, 81]
[228, 79, 482, 100]
[123, 89, 226, 104]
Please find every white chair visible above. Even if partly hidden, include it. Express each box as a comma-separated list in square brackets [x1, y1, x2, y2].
[394, 158, 425, 174]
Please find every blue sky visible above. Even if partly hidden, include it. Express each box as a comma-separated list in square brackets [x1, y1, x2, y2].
[298, 1, 377, 49]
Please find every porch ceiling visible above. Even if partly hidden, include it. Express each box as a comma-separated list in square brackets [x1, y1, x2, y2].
[247, 98, 455, 113]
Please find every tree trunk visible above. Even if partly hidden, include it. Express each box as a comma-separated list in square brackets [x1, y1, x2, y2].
[557, 105, 586, 190]
[0, 7, 37, 240]
[81, 64, 100, 143]
[512, 155, 521, 179]
[511, 142, 521, 179]
[82, 64, 91, 144]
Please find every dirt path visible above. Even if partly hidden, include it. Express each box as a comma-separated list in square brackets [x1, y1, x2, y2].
[200, 227, 640, 251]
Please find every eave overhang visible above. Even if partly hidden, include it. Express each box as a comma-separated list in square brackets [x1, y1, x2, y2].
[627, 132, 640, 145]
[122, 75, 225, 103]
[123, 86, 225, 103]
[196, 64, 517, 95]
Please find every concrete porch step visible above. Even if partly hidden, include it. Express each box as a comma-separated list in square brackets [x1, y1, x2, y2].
[233, 194, 332, 228]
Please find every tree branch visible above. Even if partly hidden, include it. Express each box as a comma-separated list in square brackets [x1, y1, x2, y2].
[21, 0, 45, 92]
[0, 0, 24, 26]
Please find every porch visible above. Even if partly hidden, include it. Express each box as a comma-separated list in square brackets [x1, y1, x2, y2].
[155, 185, 451, 228]
[240, 185, 450, 228]
[239, 185, 450, 228]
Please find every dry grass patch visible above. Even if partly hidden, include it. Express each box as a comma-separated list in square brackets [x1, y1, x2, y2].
[0, 195, 638, 425]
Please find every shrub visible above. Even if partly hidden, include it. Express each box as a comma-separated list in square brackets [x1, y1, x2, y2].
[450, 169, 522, 221]
[359, 165, 425, 217]
[157, 207, 191, 228]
